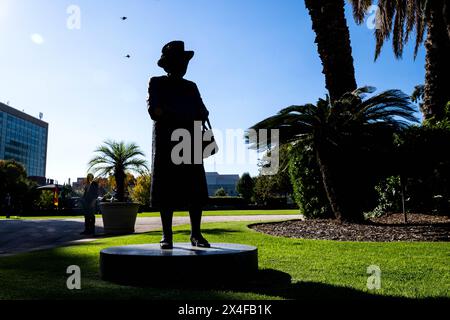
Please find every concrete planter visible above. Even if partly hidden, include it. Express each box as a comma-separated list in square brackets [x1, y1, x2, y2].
[99, 202, 139, 235]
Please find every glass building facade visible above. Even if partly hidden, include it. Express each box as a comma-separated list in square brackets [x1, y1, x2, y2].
[0, 102, 48, 177]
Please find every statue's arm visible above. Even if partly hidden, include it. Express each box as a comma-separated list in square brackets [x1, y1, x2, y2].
[147, 77, 164, 120]
[194, 83, 210, 121]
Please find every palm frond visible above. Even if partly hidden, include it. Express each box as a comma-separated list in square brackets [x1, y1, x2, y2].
[370, 0, 428, 60]
[245, 104, 318, 151]
[348, 0, 374, 24]
[87, 140, 148, 178]
[247, 86, 420, 154]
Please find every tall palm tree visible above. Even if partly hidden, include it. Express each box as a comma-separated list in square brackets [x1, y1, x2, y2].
[349, 0, 450, 121]
[304, 0, 358, 102]
[247, 87, 419, 222]
[88, 140, 148, 202]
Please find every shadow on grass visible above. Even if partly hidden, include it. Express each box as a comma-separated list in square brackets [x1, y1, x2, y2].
[171, 228, 242, 236]
[127, 267, 448, 303]
[3, 247, 447, 303]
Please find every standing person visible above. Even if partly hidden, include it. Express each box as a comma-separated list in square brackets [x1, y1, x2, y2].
[147, 41, 212, 249]
[4, 193, 12, 219]
[80, 173, 98, 235]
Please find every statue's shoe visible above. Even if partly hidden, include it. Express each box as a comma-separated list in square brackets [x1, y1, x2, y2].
[160, 239, 173, 249]
[190, 236, 211, 248]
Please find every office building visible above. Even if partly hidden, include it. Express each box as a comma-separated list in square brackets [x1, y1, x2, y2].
[0, 102, 48, 177]
[206, 172, 240, 196]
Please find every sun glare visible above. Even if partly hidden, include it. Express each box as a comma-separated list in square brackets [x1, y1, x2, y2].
[30, 33, 44, 45]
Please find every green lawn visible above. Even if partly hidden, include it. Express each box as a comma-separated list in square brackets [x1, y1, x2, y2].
[0, 209, 300, 220]
[0, 221, 448, 300]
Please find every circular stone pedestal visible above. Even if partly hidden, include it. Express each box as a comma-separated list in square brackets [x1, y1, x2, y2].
[100, 243, 258, 286]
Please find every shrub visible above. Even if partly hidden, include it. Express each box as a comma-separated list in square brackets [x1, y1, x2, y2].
[214, 188, 228, 197]
[371, 175, 402, 217]
[34, 190, 55, 210]
[206, 196, 248, 209]
[288, 143, 332, 219]
[371, 124, 450, 216]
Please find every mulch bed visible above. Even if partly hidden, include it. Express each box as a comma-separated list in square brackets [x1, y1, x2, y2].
[250, 213, 450, 242]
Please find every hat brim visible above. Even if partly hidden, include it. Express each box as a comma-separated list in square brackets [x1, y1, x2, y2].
[158, 51, 194, 69]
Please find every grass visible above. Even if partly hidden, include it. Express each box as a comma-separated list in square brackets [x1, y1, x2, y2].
[0, 221, 448, 300]
[138, 209, 300, 218]
[0, 209, 300, 220]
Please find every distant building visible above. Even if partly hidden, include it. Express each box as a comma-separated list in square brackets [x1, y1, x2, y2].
[72, 177, 87, 191]
[206, 172, 240, 196]
[0, 102, 48, 177]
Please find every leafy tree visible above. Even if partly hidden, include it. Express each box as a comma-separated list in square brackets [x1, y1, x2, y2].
[252, 145, 295, 206]
[34, 190, 54, 210]
[253, 175, 277, 205]
[247, 87, 419, 222]
[95, 177, 110, 196]
[236, 173, 254, 202]
[88, 140, 148, 202]
[0, 160, 38, 215]
[130, 174, 152, 207]
[424, 101, 450, 129]
[214, 188, 228, 197]
[257, 144, 294, 197]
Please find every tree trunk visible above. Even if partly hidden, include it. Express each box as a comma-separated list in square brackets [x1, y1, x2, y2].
[115, 171, 125, 202]
[443, 0, 450, 40]
[400, 174, 407, 224]
[316, 147, 343, 222]
[304, 0, 357, 101]
[423, 0, 450, 121]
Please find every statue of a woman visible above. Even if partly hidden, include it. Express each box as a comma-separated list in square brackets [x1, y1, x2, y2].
[147, 41, 211, 249]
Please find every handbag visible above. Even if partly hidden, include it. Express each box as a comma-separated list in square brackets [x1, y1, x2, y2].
[202, 118, 219, 159]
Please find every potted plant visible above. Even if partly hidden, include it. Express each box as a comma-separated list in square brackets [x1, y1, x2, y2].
[88, 140, 148, 234]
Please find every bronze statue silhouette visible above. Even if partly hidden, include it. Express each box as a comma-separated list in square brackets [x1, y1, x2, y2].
[147, 41, 211, 249]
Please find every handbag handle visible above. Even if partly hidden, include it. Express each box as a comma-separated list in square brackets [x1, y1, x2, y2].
[203, 117, 213, 131]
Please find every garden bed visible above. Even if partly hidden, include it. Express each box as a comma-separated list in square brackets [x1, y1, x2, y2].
[250, 214, 450, 242]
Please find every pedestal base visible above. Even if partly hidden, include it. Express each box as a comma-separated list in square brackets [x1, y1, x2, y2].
[100, 243, 258, 286]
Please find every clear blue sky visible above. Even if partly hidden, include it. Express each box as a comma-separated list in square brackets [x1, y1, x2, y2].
[0, 0, 425, 184]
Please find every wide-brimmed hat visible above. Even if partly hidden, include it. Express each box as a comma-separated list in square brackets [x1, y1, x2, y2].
[157, 41, 194, 69]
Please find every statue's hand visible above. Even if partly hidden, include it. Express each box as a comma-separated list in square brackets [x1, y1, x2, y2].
[154, 107, 163, 117]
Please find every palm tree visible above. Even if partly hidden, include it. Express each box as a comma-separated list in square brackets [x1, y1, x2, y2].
[348, 0, 450, 121]
[247, 87, 419, 222]
[88, 140, 148, 202]
[304, 0, 358, 102]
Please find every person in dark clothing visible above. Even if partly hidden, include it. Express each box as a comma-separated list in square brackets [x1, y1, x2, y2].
[80, 173, 98, 235]
[4, 193, 12, 219]
[148, 41, 211, 249]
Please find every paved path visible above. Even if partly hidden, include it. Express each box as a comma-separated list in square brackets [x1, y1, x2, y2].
[0, 215, 298, 256]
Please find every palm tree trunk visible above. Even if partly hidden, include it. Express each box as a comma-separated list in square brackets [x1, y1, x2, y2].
[304, 0, 357, 101]
[423, 0, 450, 121]
[443, 0, 450, 40]
[315, 147, 343, 222]
[115, 171, 125, 202]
